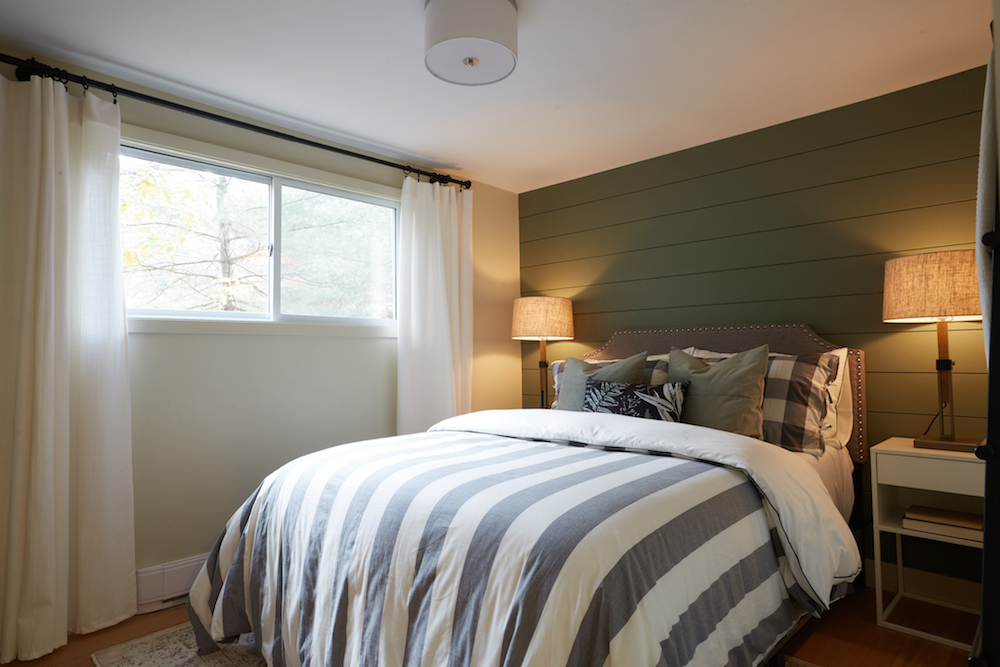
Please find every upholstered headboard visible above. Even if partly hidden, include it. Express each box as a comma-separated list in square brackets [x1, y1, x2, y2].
[584, 323, 868, 464]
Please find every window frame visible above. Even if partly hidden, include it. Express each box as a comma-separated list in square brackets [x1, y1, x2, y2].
[119, 142, 400, 328]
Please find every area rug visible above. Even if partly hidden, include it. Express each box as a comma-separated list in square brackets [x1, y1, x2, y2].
[92, 623, 820, 667]
[91, 623, 265, 667]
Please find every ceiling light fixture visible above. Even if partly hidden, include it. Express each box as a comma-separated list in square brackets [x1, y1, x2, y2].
[424, 0, 518, 85]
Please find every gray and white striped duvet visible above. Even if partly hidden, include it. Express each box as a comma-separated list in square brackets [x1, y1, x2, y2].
[188, 410, 860, 667]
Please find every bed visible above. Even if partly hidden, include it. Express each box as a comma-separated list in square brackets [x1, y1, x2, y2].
[187, 323, 866, 667]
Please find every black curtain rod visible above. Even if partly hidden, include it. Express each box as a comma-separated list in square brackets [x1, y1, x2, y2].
[0, 53, 472, 189]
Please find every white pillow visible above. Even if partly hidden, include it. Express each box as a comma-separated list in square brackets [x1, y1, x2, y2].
[821, 347, 851, 451]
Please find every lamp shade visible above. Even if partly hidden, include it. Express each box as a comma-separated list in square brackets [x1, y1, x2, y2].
[882, 250, 981, 323]
[511, 297, 574, 341]
[424, 0, 518, 85]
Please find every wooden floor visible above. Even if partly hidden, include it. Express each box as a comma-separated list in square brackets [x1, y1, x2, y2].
[5, 605, 188, 667]
[4, 588, 975, 667]
[781, 587, 975, 667]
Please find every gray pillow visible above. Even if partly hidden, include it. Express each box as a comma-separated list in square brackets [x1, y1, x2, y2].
[667, 345, 768, 438]
[555, 351, 648, 412]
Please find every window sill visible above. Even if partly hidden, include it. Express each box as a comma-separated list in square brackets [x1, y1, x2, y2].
[127, 315, 397, 338]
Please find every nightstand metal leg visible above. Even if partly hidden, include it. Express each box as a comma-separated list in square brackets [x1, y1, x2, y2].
[881, 533, 905, 620]
[895, 532, 904, 599]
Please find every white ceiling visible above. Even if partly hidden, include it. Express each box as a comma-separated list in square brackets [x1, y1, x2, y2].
[0, 0, 993, 193]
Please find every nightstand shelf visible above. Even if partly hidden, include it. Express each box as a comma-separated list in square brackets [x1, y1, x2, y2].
[871, 437, 984, 650]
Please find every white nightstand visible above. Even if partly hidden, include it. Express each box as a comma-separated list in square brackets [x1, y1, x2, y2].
[871, 437, 985, 650]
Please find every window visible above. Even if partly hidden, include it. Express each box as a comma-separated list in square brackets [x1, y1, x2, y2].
[280, 185, 395, 319]
[119, 147, 397, 322]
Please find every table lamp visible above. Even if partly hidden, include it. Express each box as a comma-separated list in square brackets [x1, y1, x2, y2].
[882, 250, 982, 451]
[512, 296, 574, 408]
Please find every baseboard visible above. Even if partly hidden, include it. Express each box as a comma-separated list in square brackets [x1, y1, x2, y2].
[864, 558, 982, 611]
[136, 553, 208, 614]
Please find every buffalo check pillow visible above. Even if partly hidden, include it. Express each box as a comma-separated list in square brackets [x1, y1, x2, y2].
[682, 347, 842, 455]
[762, 352, 841, 455]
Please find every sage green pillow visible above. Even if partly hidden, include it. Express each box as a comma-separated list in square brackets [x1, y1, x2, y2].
[555, 351, 648, 412]
[667, 345, 768, 438]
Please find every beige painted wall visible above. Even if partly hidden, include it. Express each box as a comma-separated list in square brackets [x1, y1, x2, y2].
[471, 182, 523, 412]
[126, 322, 400, 567]
[0, 43, 521, 568]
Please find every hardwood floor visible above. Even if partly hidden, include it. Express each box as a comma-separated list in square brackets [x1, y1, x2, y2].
[4, 588, 975, 667]
[782, 587, 975, 667]
[5, 604, 189, 667]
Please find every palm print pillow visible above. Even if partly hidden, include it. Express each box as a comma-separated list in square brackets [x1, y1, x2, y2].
[582, 379, 687, 422]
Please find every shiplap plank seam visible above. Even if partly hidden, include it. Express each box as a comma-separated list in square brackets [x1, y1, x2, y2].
[520, 111, 983, 220]
[520, 199, 976, 268]
[522, 244, 975, 293]
[521, 155, 977, 244]
[523, 248, 971, 294]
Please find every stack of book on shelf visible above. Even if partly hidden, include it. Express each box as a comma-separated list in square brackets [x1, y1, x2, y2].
[902, 505, 984, 541]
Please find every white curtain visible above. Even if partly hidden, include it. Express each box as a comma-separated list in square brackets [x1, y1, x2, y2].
[977, 48, 997, 362]
[0, 77, 136, 662]
[397, 177, 473, 434]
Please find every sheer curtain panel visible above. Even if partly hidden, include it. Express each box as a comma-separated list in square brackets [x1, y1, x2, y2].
[397, 177, 473, 434]
[0, 77, 136, 662]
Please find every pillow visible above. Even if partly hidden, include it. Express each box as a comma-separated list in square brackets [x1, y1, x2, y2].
[645, 353, 671, 385]
[763, 351, 841, 455]
[681, 345, 845, 454]
[667, 345, 768, 439]
[555, 351, 648, 412]
[680, 346, 732, 362]
[551, 353, 670, 406]
[551, 359, 566, 405]
[583, 379, 687, 422]
[819, 347, 850, 451]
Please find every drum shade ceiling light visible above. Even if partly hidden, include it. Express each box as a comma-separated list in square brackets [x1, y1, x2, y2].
[424, 0, 518, 85]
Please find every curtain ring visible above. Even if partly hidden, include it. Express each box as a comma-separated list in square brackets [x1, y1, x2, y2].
[110, 84, 118, 104]
[57, 68, 70, 91]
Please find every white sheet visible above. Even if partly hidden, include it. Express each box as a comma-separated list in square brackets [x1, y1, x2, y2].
[794, 445, 855, 521]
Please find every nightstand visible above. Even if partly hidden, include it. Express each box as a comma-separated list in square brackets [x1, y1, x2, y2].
[871, 437, 985, 650]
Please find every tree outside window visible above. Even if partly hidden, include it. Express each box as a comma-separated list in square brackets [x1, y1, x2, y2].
[119, 149, 396, 321]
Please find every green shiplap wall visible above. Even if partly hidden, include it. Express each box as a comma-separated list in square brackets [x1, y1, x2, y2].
[518, 67, 989, 451]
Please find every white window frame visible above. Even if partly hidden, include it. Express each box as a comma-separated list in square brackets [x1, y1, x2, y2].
[269, 177, 398, 325]
[119, 127, 400, 335]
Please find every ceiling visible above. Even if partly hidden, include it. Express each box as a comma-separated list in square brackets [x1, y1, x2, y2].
[0, 0, 993, 193]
